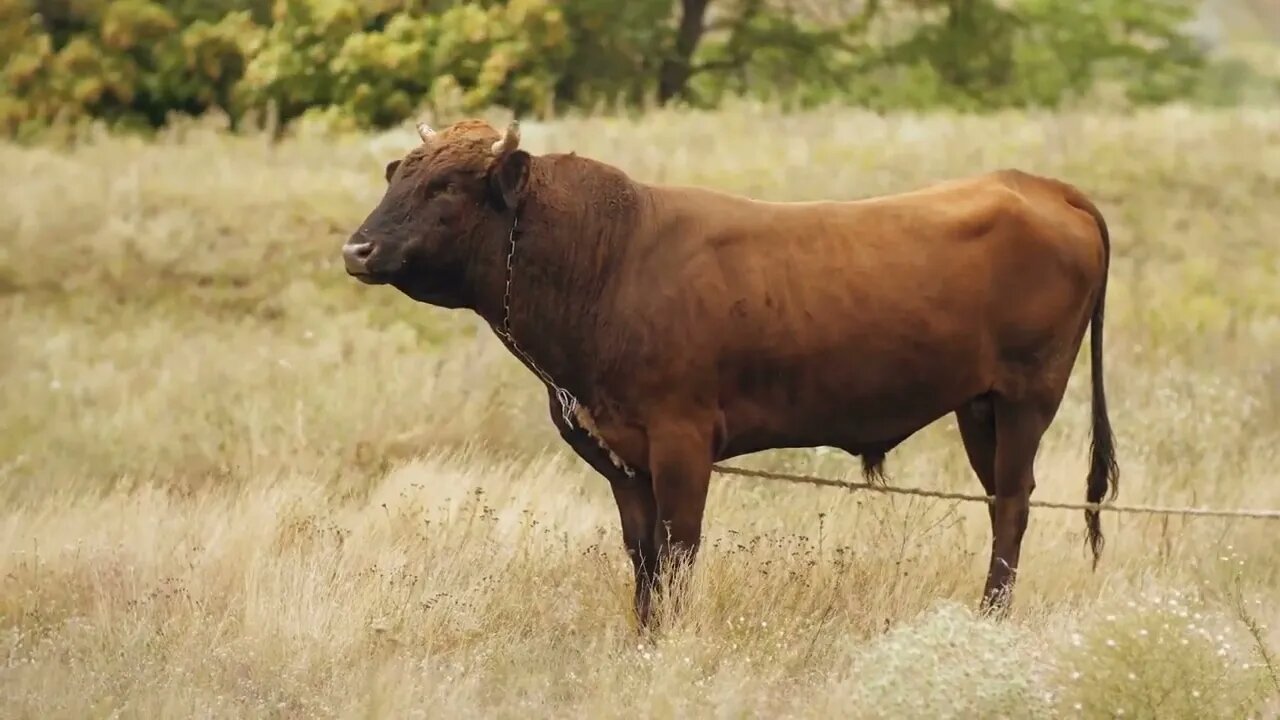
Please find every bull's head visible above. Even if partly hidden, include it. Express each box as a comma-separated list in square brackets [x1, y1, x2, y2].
[342, 119, 530, 308]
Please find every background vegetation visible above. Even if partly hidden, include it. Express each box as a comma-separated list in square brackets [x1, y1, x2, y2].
[2, 103, 1279, 716]
[3, 0, 1280, 139]
[3, 0, 1279, 716]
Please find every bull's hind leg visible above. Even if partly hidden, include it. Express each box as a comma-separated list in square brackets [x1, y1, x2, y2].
[955, 395, 998, 529]
[979, 395, 1054, 617]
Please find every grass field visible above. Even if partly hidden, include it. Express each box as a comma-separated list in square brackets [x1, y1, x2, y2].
[3, 103, 1280, 718]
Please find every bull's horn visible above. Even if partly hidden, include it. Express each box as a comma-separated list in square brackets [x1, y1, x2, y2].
[491, 120, 520, 155]
[417, 122, 435, 141]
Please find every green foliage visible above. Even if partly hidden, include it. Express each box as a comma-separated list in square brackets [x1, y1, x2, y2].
[236, 0, 368, 124]
[690, 2, 869, 108]
[1011, 0, 1209, 105]
[171, 12, 265, 112]
[660, 0, 1222, 113]
[236, 0, 573, 128]
[553, 0, 671, 108]
[0, 0, 265, 137]
[0, 0, 1263, 138]
[698, 0, 1214, 111]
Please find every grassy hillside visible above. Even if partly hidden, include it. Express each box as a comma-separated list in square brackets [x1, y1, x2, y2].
[2, 104, 1279, 717]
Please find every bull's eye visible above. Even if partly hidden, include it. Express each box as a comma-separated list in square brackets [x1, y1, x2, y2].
[434, 196, 460, 228]
[424, 177, 455, 198]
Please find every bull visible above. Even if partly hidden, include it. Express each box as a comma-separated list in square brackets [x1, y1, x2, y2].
[342, 118, 1119, 626]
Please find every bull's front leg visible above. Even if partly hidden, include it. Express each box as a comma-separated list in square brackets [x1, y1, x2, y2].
[609, 478, 660, 626]
[645, 417, 714, 621]
[546, 393, 659, 627]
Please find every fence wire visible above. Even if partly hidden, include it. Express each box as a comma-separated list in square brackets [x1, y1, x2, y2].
[711, 464, 1280, 520]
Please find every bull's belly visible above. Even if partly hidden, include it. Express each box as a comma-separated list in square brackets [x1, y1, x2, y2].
[715, 358, 985, 460]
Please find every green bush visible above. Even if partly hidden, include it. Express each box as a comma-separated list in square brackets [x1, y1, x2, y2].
[235, 0, 573, 129]
[0, 0, 264, 137]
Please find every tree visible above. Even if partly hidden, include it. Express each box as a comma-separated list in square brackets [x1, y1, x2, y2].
[658, 0, 712, 104]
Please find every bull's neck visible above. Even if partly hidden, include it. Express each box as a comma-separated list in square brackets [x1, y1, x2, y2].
[466, 164, 637, 394]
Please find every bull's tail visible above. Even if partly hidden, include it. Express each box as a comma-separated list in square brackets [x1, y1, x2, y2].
[1080, 197, 1119, 568]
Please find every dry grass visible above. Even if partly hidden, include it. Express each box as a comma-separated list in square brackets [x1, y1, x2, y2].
[2, 101, 1280, 718]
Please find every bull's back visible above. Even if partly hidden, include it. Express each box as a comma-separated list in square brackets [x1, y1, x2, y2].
[691, 171, 1097, 350]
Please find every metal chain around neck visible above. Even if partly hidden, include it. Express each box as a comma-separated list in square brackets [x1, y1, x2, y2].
[489, 208, 638, 480]
[491, 212, 580, 427]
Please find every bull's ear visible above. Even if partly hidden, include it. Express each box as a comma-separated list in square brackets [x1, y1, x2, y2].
[384, 159, 402, 184]
[488, 150, 530, 211]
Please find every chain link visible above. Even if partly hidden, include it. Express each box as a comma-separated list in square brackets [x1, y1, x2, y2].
[491, 214, 580, 428]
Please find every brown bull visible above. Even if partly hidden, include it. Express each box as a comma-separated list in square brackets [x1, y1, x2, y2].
[342, 118, 1119, 626]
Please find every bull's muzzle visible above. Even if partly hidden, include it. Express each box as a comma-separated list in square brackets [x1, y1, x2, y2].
[342, 237, 376, 277]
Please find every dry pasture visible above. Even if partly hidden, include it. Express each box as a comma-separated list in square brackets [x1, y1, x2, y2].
[2, 103, 1279, 718]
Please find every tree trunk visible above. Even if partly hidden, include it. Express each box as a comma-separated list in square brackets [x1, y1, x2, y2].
[657, 0, 712, 105]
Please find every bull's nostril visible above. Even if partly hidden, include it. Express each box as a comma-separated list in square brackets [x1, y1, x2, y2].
[343, 240, 376, 273]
